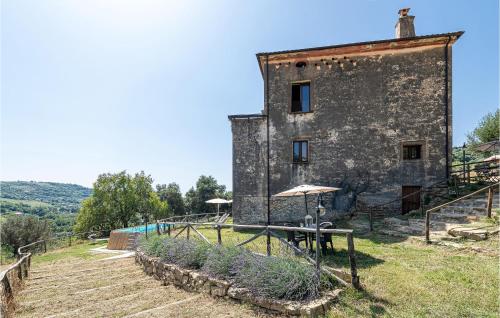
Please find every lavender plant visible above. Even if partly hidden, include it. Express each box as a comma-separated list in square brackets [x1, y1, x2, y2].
[161, 237, 209, 269]
[139, 236, 323, 301]
[139, 235, 164, 256]
[202, 245, 248, 278]
[233, 254, 320, 301]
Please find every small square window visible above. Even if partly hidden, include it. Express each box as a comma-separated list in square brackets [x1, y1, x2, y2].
[293, 140, 308, 163]
[291, 83, 310, 113]
[403, 145, 422, 160]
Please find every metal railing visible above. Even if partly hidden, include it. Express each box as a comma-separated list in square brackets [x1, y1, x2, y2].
[424, 182, 499, 243]
[450, 160, 499, 185]
[358, 166, 498, 231]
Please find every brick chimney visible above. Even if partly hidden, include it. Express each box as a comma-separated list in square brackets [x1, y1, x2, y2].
[395, 8, 415, 38]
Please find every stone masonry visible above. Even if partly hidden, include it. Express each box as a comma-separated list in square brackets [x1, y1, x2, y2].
[229, 10, 464, 224]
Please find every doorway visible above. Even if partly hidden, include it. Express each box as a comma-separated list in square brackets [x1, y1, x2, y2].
[402, 186, 421, 214]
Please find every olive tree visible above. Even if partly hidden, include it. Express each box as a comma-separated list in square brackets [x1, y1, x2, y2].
[74, 171, 169, 233]
[0, 215, 51, 255]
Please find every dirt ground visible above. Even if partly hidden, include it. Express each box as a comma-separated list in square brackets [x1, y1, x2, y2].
[14, 255, 278, 318]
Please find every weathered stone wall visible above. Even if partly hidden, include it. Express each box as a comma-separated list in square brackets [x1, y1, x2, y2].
[231, 45, 453, 224]
[230, 116, 268, 224]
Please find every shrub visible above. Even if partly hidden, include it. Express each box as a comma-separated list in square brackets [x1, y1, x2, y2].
[139, 236, 209, 269]
[163, 238, 209, 268]
[139, 235, 165, 257]
[0, 215, 51, 255]
[233, 254, 320, 301]
[139, 236, 323, 301]
[202, 245, 247, 278]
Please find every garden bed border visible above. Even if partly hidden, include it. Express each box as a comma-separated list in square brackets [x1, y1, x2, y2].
[136, 249, 341, 317]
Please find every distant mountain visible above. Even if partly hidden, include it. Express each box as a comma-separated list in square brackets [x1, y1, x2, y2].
[0, 181, 92, 213]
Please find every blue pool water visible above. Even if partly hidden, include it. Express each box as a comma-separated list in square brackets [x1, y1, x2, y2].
[116, 224, 160, 233]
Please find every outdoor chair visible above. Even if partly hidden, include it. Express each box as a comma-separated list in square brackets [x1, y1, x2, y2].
[284, 223, 308, 249]
[306, 222, 335, 255]
[319, 222, 335, 255]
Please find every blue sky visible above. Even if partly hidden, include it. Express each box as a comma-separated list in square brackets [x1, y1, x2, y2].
[1, 0, 498, 192]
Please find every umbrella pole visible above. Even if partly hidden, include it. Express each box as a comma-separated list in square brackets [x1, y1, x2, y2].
[304, 192, 311, 253]
[304, 193, 308, 216]
[315, 194, 321, 277]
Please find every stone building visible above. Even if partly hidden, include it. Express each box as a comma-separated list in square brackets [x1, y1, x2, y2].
[229, 9, 463, 224]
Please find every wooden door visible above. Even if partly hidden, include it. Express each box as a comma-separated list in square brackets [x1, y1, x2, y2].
[402, 186, 421, 214]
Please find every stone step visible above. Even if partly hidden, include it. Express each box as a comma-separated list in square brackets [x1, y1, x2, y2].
[431, 213, 480, 223]
[444, 201, 488, 207]
[440, 206, 486, 214]
[447, 227, 490, 241]
[382, 217, 407, 226]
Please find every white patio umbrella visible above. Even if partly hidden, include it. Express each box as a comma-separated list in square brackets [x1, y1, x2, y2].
[206, 198, 231, 217]
[273, 184, 341, 216]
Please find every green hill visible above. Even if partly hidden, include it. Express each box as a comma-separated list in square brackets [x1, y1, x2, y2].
[0, 181, 91, 212]
[0, 181, 92, 233]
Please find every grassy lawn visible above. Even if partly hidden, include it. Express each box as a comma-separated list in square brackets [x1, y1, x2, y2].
[325, 233, 498, 317]
[30, 240, 108, 265]
[14, 224, 498, 317]
[169, 224, 499, 317]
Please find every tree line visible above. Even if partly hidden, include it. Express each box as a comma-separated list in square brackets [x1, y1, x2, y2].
[0, 172, 230, 256]
[453, 109, 499, 164]
[73, 172, 231, 233]
[0, 181, 91, 212]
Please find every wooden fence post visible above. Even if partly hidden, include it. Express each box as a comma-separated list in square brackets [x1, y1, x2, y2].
[186, 223, 190, 240]
[487, 187, 493, 218]
[425, 210, 431, 244]
[167, 224, 171, 236]
[43, 241, 47, 253]
[217, 225, 222, 245]
[68, 233, 72, 247]
[346, 233, 360, 289]
[156, 222, 161, 236]
[17, 264, 23, 280]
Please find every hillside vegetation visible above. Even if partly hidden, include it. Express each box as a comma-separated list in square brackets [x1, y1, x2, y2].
[0, 181, 92, 233]
[0, 181, 91, 212]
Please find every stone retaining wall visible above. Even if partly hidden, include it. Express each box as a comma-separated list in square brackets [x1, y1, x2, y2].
[135, 250, 341, 317]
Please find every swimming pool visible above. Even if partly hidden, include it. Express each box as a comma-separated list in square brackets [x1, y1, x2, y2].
[115, 224, 159, 233]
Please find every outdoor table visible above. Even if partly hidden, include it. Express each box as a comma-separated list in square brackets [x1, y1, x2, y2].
[301, 223, 317, 253]
[300, 224, 332, 255]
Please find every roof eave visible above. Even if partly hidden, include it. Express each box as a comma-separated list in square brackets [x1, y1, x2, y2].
[255, 31, 464, 78]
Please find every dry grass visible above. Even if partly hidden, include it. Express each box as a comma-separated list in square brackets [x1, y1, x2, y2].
[15, 244, 279, 318]
[173, 225, 499, 317]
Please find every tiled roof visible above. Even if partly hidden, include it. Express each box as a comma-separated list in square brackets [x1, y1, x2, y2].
[256, 31, 464, 57]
